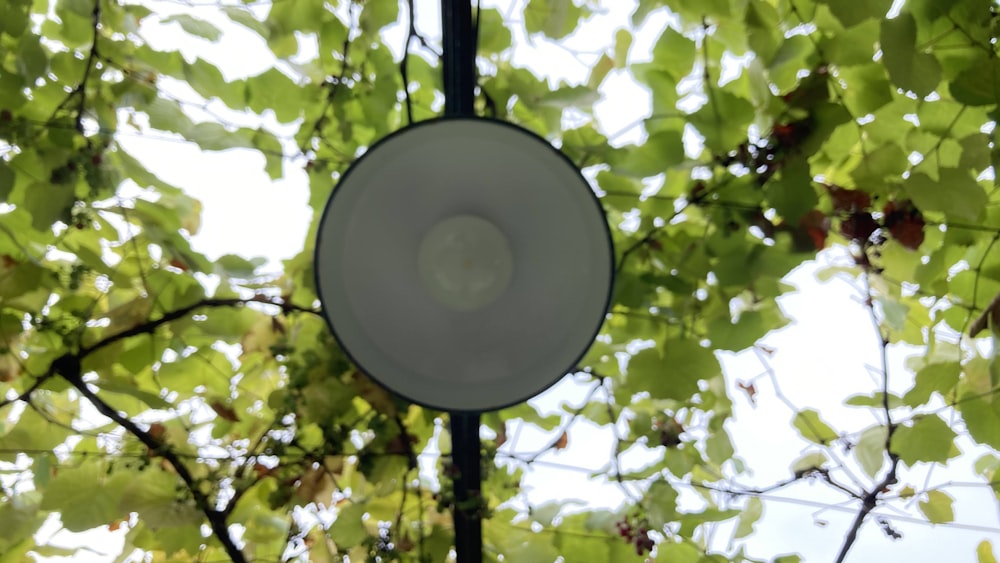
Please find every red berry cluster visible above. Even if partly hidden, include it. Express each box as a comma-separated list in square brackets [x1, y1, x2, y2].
[615, 517, 655, 555]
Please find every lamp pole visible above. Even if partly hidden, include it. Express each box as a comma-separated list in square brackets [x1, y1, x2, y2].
[441, 2, 483, 563]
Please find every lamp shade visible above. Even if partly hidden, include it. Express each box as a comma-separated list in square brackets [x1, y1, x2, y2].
[314, 118, 614, 412]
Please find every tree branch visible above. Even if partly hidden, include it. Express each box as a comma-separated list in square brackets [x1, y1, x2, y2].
[520, 380, 602, 463]
[0, 370, 53, 410]
[26, 297, 320, 560]
[58, 357, 247, 562]
[400, 0, 418, 124]
[833, 274, 901, 563]
[48, 0, 101, 132]
[78, 296, 319, 357]
[298, 9, 353, 158]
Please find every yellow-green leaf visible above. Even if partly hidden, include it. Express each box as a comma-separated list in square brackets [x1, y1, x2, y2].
[792, 409, 839, 444]
[918, 490, 954, 523]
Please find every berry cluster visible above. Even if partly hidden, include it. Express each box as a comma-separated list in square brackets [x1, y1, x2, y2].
[615, 517, 655, 556]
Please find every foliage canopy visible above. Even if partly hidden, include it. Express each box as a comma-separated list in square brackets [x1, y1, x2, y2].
[2, 0, 1000, 561]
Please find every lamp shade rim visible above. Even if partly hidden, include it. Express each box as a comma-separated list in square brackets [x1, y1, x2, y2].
[313, 116, 615, 413]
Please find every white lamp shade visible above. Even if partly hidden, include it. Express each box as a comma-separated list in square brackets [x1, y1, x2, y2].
[314, 118, 614, 412]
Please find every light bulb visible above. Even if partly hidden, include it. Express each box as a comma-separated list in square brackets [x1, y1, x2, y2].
[417, 215, 513, 311]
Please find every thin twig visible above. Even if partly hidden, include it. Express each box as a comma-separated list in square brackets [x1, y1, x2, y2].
[521, 381, 603, 463]
[833, 274, 901, 563]
[78, 296, 320, 357]
[400, 0, 418, 124]
[60, 361, 247, 562]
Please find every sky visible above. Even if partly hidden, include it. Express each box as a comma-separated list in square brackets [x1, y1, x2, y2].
[28, 0, 1000, 561]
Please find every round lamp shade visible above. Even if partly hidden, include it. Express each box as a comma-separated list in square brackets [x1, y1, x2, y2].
[314, 118, 614, 412]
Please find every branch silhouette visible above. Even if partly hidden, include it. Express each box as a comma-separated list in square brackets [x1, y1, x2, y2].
[0, 297, 321, 561]
[833, 274, 901, 563]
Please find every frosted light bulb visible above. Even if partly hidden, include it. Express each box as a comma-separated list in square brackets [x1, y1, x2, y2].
[417, 215, 513, 311]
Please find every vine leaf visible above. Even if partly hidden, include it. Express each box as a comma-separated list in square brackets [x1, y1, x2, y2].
[903, 170, 986, 222]
[330, 503, 368, 548]
[855, 425, 887, 478]
[160, 14, 222, 42]
[918, 490, 954, 524]
[734, 497, 763, 539]
[949, 54, 1000, 106]
[979, 540, 999, 563]
[628, 340, 719, 401]
[890, 415, 959, 466]
[40, 462, 127, 532]
[879, 13, 941, 97]
[792, 409, 838, 445]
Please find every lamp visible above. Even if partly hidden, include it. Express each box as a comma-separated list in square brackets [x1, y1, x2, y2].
[312, 1, 614, 560]
[314, 118, 613, 412]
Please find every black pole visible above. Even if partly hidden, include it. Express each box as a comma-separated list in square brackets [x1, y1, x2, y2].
[442, 0, 476, 117]
[449, 412, 482, 563]
[442, 2, 481, 561]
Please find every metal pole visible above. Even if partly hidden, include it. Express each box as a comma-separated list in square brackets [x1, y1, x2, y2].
[441, 1, 482, 562]
[449, 412, 482, 563]
[442, 0, 476, 117]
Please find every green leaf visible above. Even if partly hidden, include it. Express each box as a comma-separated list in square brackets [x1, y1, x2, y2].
[979, 540, 999, 563]
[157, 348, 233, 396]
[765, 156, 816, 222]
[0, 161, 13, 201]
[359, 0, 399, 34]
[792, 409, 838, 444]
[246, 68, 303, 123]
[539, 85, 599, 109]
[839, 63, 893, 115]
[855, 425, 887, 478]
[119, 468, 202, 529]
[477, 8, 511, 53]
[705, 430, 734, 466]
[187, 122, 254, 151]
[15, 34, 47, 84]
[530, 500, 581, 527]
[822, 0, 892, 27]
[614, 28, 632, 67]
[734, 497, 763, 539]
[0, 1, 29, 38]
[844, 392, 903, 409]
[904, 361, 960, 407]
[707, 310, 780, 351]
[655, 541, 701, 563]
[949, 55, 1000, 106]
[890, 414, 958, 465]
[222, 6, 268, 37]
[613, 130, 685, 177]
[215, 254, 266, 278]
[745, 0, 781, 62]
[252, 129, 284, 180]
[40, 463, 127, 531]
[525, 0, 585, 40]
[0, 492, 43, 552]
[652, 27, 696, 78]
[628, 340, 720, 401]
[183, 58, 245, 109]
[918, 490, 954, 523]
[903, 169, 986, 221]
[766, 35, 814, 92]
[644, 479, 678, 528]
[0, 408, 71, 459]
[330, 503, 367, 548]
[161, 14, 222, 41]
[96, 376, 172, 410]
[820, 19, 879, 66]
[689, 90, 754, 153]
[880, 14, 941, 97]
